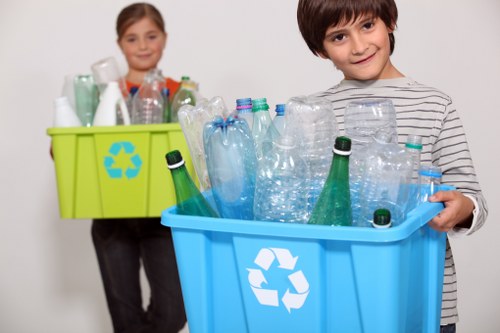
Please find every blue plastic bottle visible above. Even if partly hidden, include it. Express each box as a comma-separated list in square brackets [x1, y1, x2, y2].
[253, 134, 309, 223]
[235, 98, 253, 130]
[203, 115, 257, 220]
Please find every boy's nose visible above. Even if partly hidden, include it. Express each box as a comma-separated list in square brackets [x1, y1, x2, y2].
[351, 35, 368, 55]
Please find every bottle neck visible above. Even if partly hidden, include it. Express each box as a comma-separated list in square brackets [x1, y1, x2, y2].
[170, 164, 200, 201]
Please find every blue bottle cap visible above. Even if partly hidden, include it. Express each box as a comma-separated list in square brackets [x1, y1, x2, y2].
[418, 166, 442, 178]
[275, 104, 285, 116]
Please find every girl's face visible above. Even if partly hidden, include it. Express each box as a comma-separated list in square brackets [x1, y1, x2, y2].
[320, 15, 399, 81]
[118, 17, 166, 72]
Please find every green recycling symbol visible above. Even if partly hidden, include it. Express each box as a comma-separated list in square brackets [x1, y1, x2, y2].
[104, 141, 142, 179]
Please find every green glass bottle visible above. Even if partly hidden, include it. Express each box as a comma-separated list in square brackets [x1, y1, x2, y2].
[372, 208, 392, 228]
[308, 136, 352, 226]
[166, 150, 219, 217]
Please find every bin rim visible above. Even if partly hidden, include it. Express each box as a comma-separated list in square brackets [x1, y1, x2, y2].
[47, 123, 181, 136]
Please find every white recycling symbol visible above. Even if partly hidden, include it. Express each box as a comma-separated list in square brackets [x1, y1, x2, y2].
[247, 247, 310, 313]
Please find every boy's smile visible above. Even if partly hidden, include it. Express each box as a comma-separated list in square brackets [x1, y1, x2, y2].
[320, 16, 403, 81]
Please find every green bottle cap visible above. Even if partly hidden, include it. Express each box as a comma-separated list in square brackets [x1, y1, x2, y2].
[252, 98, 269, 112]
[373, 208, 392, 228]
[334, 136, 351, 152]
[165, 150, 184, 168]
[181, 76, 190, 81]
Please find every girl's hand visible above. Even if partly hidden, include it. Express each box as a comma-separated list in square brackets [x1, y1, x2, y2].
[427, 190, 474, 232]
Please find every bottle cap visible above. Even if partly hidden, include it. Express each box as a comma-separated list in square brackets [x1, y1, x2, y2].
[275, 104, 285, 116]
[333, 136, 351, 154]
[162, 87, 170, 97]
[252, 98, 269, 112]
[165, 150, 185, 169]
[418, 165, 442, 178]
[181, 76, 190, 81]
[405, 134, 423, 150]
[372, 208, 392, 228]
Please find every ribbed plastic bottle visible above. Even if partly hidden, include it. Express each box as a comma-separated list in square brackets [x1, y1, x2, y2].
[203, 115, 257, 220]
[253, 134, 309, 223]
[308, 136, 352, 226]
[285, 96, 339, 217]
[417, 165, 442, 204]
[171, 76, 197, 122]
[405, 134, 423, 212]
[131, 70, 164, 124]
[235, 98, 253, 130]
[251, 98, 279, 160]
[372, 208, 392, 228]
[165, 150, 219, 217]
[272, 103, 286, 136]
[357, 131, 413, 227]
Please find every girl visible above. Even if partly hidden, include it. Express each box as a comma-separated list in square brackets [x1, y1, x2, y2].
[91, 3, 186, 332]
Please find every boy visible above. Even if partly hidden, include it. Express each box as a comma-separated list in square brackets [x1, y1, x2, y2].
[296, 0, 488, 332]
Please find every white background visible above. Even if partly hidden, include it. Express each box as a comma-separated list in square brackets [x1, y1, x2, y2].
[1, 0, 499, 332]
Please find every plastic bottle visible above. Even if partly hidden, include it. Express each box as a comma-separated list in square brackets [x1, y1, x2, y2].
[93, 81, 130, 126]
[165, 150, 219, 217]
[356, 131, 413, 227]
[235, 98, 253, 130]
[308, 136, 352, 226]
[123, 86, 139, 125]
[203, 115, 257, 220]
[372, 208, 392, 228]
[417, 165, 442, 204]
[53, 96, 82, 127]
[285, 96, 339, 217]
[171, 76, 197, 122]
[252, 98, 279, 160]
[272, 103, 286, 136]
[253, 134, 309, 223]
[131, 70, 164, 124]
[405, 134, 423, 212]
[178, 96, 228, 191]
[162, 87, 171, 123]
[73, 74, 98, 127]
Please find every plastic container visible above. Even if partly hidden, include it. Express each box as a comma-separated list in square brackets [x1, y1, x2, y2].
[47, 123, 195, 219]
[161, 186, 451, 333]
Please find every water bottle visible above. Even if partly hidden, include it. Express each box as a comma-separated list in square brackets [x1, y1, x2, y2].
[253, 134, 309, 223]
[272, 103, 286, 136]
[178, 96, 228, 191]
[235, 98, 253, 130]
[131, 70, 164, 124]
[73, 74, 99, 127]
[405, 134, 423, 212]
[308, 136, 352, 226]
[417, 165, 442, 204]
[93, 81, 130, 126]
[252, 98, 279, 160]
[123, 86, 139, 125]
[356, 130, 413, 227]
[285, 96, 339, 217]
[171, 76, 197, 122]
[165, 150, 219, 217]
[162, 87, 171, 123]
[372, 208, 392, 228]
[203, 115, 257, 220]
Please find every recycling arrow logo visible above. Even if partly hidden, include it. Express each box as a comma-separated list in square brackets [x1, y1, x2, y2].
[247, 247, 310, 313]
[103, 141, 142, 179]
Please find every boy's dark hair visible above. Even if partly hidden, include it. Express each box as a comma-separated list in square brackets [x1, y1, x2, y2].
[116, 2, 165, 41]
[297, 0, 398, 57]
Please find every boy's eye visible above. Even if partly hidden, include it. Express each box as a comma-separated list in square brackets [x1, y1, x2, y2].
[363, 21, 375, 30]
[332, 33, 346, 42]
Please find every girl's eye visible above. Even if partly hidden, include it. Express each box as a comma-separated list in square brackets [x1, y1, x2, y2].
[148, 34, 158, 40]
[126, 37, 136, 43]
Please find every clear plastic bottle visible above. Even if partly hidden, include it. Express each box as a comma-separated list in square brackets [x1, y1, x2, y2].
[235, 98, 253, 130]
[417, 165, 442, 204]
[123, 86, 138, 125]
[405, 134, 423, 212]
[165, 150, 219, 217]
[272, 103, 286, 136]
[308, 136, 352, 226]
[357, 131, 413, 227]
[171, 76, 197, 122]
[131, 70, 164, 124]
[285, 96, 339, 218]
[253, 134, 309, 223]
[251, 98, 279, 160]
[203, 115, 257, 220]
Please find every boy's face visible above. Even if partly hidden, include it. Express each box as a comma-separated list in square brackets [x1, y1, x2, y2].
[320, 15, 400, 81]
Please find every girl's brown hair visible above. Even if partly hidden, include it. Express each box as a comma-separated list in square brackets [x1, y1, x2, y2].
[297, 0, 398, 56]
[116, 2, 165, 40]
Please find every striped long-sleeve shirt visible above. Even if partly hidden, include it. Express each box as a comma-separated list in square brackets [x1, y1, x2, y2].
[313, 77, 488, 325]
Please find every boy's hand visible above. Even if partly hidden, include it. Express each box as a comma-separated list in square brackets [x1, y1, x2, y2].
[427, 190, 474, 232]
